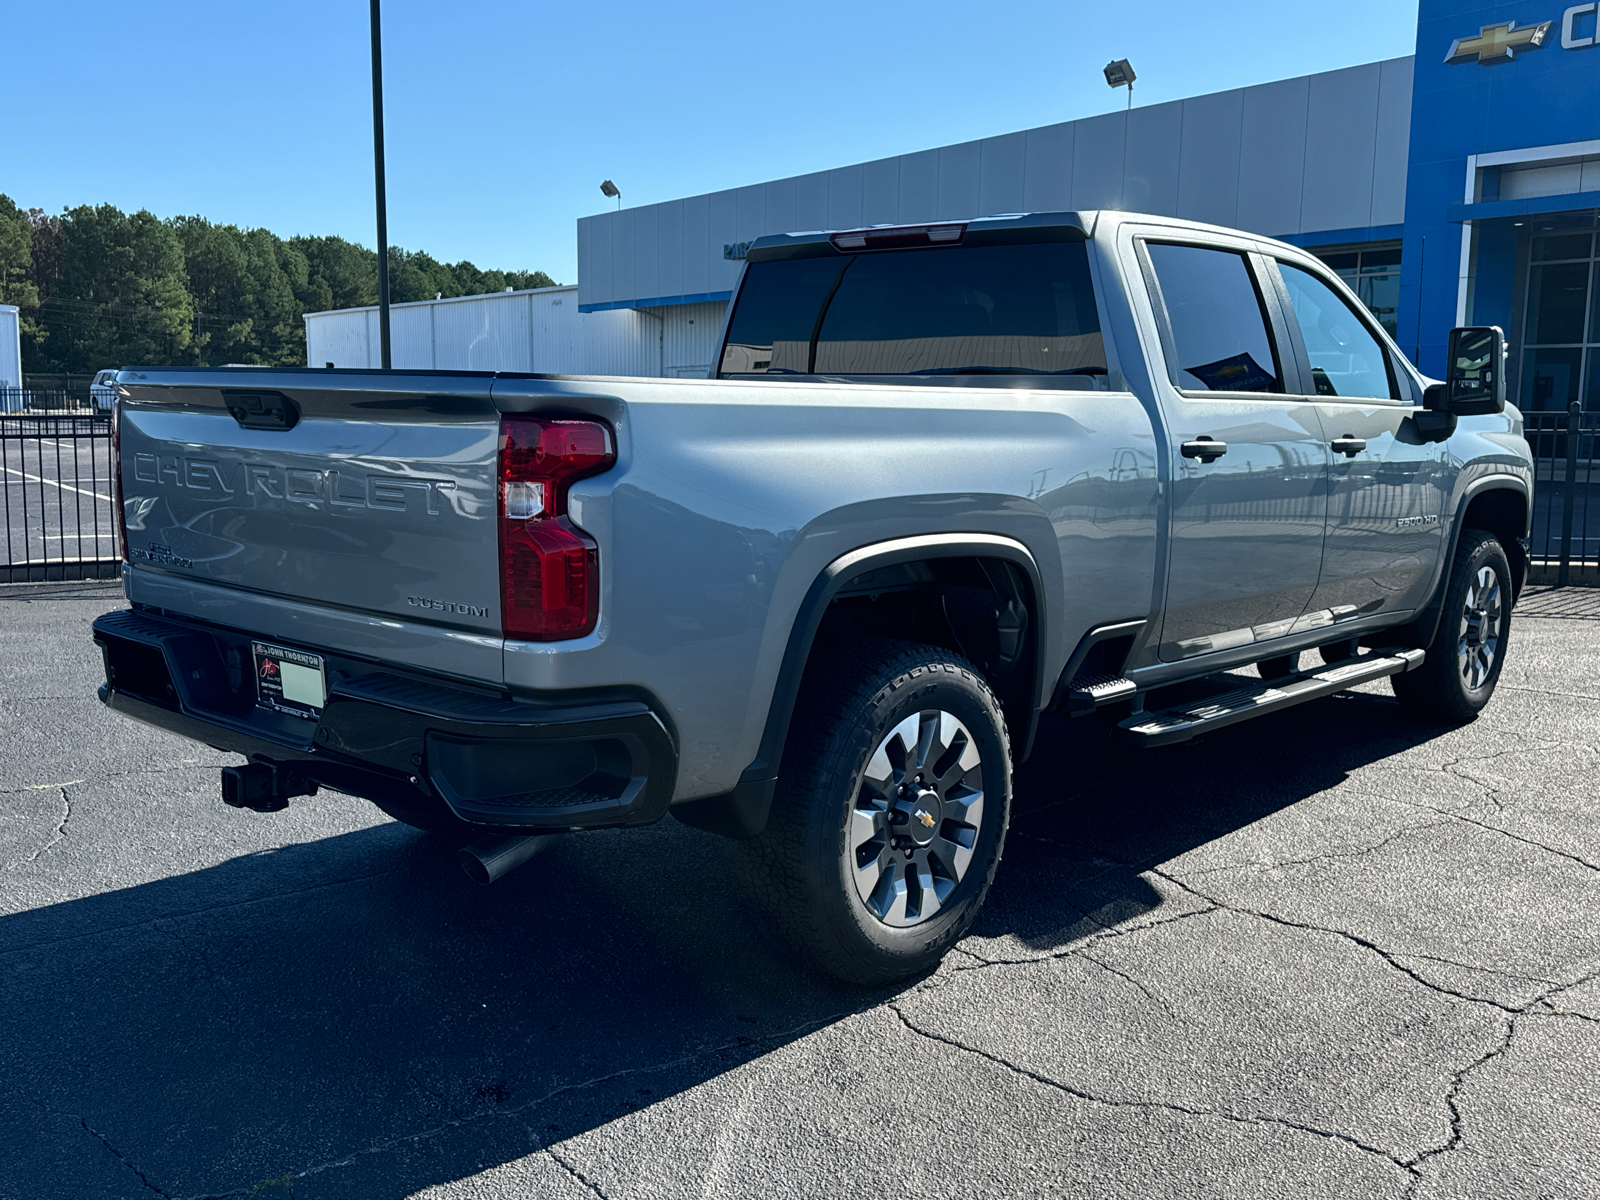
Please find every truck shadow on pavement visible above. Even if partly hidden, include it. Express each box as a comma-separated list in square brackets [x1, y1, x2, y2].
[0, 687, 1452, 1198]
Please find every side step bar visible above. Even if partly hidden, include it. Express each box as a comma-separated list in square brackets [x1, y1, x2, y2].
[1118, 648, 1426, 748]
[1063, 672, 1138, 716]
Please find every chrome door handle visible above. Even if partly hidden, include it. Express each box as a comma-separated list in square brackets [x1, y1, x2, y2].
[1331, 436, 1366, 457]
[1180, 437, 1227, 463]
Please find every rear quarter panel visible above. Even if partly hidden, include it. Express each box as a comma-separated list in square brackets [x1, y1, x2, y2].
[494, 375, 1159, 800]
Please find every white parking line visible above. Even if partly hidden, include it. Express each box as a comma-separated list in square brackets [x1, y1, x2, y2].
[0, 465, 112, 501]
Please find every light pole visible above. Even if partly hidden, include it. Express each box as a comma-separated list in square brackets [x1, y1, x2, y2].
[370, 0, 392, 369]
[600, 180, 622, 211]
[1104, 58, 1136, 112]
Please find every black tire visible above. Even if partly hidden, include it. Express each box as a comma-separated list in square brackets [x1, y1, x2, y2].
[737, 639, 1012, 986]
[1258, 652, 1299, 680]
[1391, 529, 1512, 723]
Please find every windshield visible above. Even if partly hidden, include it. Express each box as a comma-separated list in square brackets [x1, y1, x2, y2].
[719, 241, 1104, 378]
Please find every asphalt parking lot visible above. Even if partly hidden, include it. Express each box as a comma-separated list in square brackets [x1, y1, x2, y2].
[2, 581, 1597, 1199]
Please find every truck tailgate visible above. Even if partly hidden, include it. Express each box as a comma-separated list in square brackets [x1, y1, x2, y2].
[116, 370, 503, 651]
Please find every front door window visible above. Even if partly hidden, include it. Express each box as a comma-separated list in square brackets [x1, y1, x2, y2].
[1521, 232, 1599, 411]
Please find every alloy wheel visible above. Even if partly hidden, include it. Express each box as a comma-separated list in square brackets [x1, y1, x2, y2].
[846, 710, 985, 928]
[1457, 565, 1503, 691]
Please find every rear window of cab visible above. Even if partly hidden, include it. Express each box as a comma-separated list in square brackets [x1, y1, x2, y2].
[719, 242, 1105, 380]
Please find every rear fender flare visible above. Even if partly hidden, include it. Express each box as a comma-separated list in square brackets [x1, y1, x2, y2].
[671, 533, 1046, 840]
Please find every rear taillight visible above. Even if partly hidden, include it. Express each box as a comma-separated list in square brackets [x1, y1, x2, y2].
[111, 394, 129, 564]
[498, 415, 615, 641]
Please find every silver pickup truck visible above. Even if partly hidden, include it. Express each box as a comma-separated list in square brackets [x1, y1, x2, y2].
[93, 211, 1532, 984]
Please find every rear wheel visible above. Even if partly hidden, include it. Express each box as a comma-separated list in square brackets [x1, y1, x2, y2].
[1391, 529, 1511, 723]
[737, 639, 1011, 986]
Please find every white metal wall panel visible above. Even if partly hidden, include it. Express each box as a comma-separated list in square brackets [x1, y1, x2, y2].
[632, 205, 660, 307]
[657, 201, 685, 301]
[0, 306, 21, 389]
[389, 305, 435, 370]
[651, 301, 727, 378]
[795, 170, 830, 231]
[305, 308, 370, 369]
[979, 132, 1027, 218]
[584, 307, 660, 377]
[1176, 89, 1244, 229]
[764, 177, 800, 242]
[1070, 112, 1128, 211]
[682, 193, 712, 298]
[938, 141, 983, 222]
[1371, 57, 1414, 226]
[1237, 75, 1310, 236]
[863, 157, 900, 226]
[1125, 104, 1183, 216]
[432, 293, 526, 372]
[530, 290, 583, 373]
[898, 149, 939, 224]
[1023, 122, 1074, 211]
[829, 164, 865, 231]
[1301, 63, 1383, 234]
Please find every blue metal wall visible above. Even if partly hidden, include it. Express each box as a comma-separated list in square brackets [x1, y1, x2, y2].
[1403, 0, 1600, 375]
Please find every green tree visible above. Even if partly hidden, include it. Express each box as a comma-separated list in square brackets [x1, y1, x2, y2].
[33, 204, 192, 373]
[171, 218, 307, 365]
[0, 195, 40, 314]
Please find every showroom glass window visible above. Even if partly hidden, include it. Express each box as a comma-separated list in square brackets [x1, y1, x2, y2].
[1521, 232, 1600, 411]
[1315, 245, 1402, 339]
[1146, 243, 1282, 393]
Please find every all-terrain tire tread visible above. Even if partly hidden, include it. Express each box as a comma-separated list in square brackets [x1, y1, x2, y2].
[736, 638, 1010, 985]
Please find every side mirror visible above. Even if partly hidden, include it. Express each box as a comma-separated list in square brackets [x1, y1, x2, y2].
[1426, 326, 1506, 415]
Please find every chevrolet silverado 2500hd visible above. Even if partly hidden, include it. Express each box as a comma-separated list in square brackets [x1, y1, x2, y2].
[93, 211, 1532, 984]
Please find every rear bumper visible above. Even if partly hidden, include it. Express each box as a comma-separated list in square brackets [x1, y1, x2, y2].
[92, 608, 677, 831]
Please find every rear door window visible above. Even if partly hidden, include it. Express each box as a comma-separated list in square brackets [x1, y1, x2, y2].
[1276, 262, 1399, 400]
[719, 242, 1105, 378]
[1146, 243, 1282, 393]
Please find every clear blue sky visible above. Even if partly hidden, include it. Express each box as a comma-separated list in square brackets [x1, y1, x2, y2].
[9, 1, 1422, 284]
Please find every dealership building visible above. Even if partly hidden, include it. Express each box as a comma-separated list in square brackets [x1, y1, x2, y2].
[308, 0, 1600, 410]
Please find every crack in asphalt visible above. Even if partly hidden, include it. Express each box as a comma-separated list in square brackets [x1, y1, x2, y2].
[12, 786, 73, 868]
[1401, 1016, 1518, 1195]
[0, 760, 237, 798]
[887, 1002, 1416, 1176]
[546, 1146, 612, 1198]
[1146, 866, 1532, 1017]
[1076, 949, 1180, 1021]
[79, 1114, 174, 1198]
[952, 902, 1221, 972]
[1422, 807, 1600, 873]
[1181, 817, 1456, 879]
[1501, 683, 1600, 703]
[152, 1014, 849, 1200]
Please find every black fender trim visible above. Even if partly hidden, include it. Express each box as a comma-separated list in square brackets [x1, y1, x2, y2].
[672, 533, 1047, 841]
[1395, 474, 1531, 651]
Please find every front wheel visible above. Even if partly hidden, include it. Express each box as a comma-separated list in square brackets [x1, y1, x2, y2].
[1391, 529, 1512, 723]
[737, 639, 1012, 986]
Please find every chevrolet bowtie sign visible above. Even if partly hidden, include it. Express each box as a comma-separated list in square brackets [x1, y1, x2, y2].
[1445, 19, 1553, 62]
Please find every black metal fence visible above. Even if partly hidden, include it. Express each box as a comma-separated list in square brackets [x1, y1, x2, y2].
[1, 411, 120, 583]
[1527, 403, 1599, 587]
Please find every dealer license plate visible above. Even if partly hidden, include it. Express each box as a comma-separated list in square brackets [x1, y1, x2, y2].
[252, 641, 327, 719]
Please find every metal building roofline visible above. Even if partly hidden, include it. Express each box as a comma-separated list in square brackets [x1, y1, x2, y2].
[303, 283, 575, 322]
